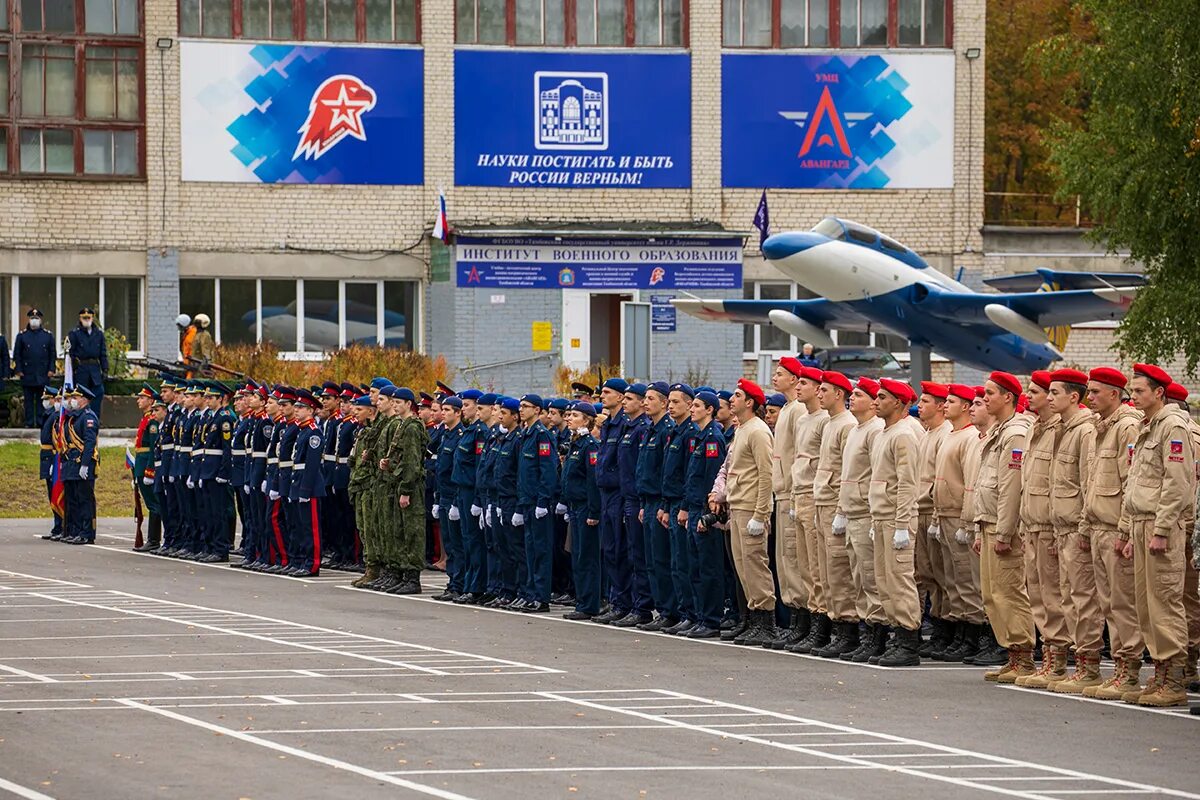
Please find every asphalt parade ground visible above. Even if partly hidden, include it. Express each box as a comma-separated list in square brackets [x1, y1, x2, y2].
[1, 520, 1197, 800]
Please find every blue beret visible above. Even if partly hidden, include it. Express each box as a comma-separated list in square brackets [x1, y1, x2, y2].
[602, 377, 629, 394]
[371, 377, 393, 389]
[593, 402, 605, 415]
[717, 390, 734, 402]
[767, 392, 787, 408]
[442, 396, 463, 410]
[696, 391, 720, 412]
[625, 382, 648, 397]
[459, 389, 483, 401]
[549, 398, 569, 411]
[395, 387, 416, 403]
[647, 381, 670, 398]
[573, 400, 597, 417]
[478, 393, 497, 406]
[520, 393, 544, 408]
[669, 382, 694, 399]
[695, 385, 716, 395]
[499, 396, 520, 413]
[352, 395, 373, 406]
[379, 385, 398, 398]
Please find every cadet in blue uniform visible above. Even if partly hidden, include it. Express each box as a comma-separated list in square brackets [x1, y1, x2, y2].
[330, 384, 361, 569]
[194, 384, 234, 561]
[432, 396, 465, 601]
[13, 308, 56, 428]
[685, 391, 728, 637]
[420, 392, 442, 568]
[270, 389, 300, 573]
[229, 385, 253, 556]
[660, 383, 700, 635]
[61, 385, 100, 544]
[38, 386, 63, 540]
[151, 378, 181, 554]
[453, 389, 487, 603]
[473, 394, 501, 601]
[547, 398, 574, 604]
[514, 394, 559, 613]
[594, 378, 629, 624]
[490, 398, 524, 607]
[717, 390, 737, 445]
[560, 401, 602, 620]
[67, 307, 108, 421]
[240, 384, 271, 569]
[166, 382, 200, 558]
[288, 389, 326, 577]
[635, 381, 677, 631]
[615, 383, 654, 627]
[132, 383, 163, 551]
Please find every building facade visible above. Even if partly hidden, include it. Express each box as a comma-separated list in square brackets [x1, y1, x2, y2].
[0, 0, 988, 394]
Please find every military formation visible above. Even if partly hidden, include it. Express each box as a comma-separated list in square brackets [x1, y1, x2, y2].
[36, 358, 1200, 709]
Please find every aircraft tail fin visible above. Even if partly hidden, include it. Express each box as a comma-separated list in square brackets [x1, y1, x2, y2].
[1035, 279, 1073, 352]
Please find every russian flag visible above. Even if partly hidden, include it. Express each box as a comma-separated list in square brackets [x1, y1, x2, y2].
[50, 354, 73, 519]
[433, 188, 450, 245]
[125, 447, 135, 470]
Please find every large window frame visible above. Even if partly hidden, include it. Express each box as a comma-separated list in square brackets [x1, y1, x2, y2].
[177, 0, 422, 42]
[0, 0, 146, 179]
[723, 0, 952, 48]
[456, 0, 688, 47]
[9, 274, 145, 356]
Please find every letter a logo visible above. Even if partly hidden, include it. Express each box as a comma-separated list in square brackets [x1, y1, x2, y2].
[798, 86, 852, 159]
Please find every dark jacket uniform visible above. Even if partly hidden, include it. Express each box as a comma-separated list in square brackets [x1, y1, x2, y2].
[435, 424, 463, 509]
[517, 420, 558, 510]
[660, 418, 698, 515]
[686, 421, 727, 510]
[13, 326, 55, 386]
[62, 408, 99, 482]
[560, 432, 601, 520]
[596, 410, 626, 491]
[67, 325, 107, 387]
[290, 421, 327, 501]
[618, 414, 650, 500]
[40, 411, 59, 481]
[494, 428, 521, 513]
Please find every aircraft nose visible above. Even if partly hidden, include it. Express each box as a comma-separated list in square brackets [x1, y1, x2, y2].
[761, 232, 827, 261]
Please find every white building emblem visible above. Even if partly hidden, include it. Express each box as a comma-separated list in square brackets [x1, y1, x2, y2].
[534, 71, 608, 151]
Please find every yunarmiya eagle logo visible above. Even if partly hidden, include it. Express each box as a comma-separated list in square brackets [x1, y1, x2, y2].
[293, 74, 378, 162]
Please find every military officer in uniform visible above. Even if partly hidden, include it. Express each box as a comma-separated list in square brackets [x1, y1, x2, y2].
[684, 390, 727, 638]
[61, 385, 100, 544]
[635, 381, 676, 631]
[660, 383, 699, 634]
[561, 401, 602, 620]
[67, 307, 108, 421]
[13, 308, 56, 429]
[288, 389, 325, 577]
[38, 386, 63, 540]
[133, 384, 163, 552]
[514, 394, 559, 613]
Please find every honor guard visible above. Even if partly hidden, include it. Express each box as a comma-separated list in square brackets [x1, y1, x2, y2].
[593, 377, 630, 624]
[38, 386, 63, 540]
[61, 385, 100, 544]
[432, 395, 465, 600]
[287, 389, 325, 577]
[560, 401, 602, 620]
[132, 383, 163, 552]
[615, 383, 653, 627]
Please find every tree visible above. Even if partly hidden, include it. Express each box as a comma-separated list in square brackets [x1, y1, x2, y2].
[1041, 0, 1200, 372]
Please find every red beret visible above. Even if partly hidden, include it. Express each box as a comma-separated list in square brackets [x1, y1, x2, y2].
[778, 356, 803, 378]
[1133, 363, 1172, 387]
[1167, 382, 1189, 402]
[974, 386, 986, 398]
[919, 381, 948, 400]
[1030, 370, 1052, 390]
[988, 371, 1022, 397]
[1088, 366, 1127, 389]
[1049, 368, 1089, 386]
[799, 366, 824, 383]
[879, 378, 915, 404]
[948, 384, 975, 402]
[856, 377, 879, 399]
[1016, 393, 1029, 413]
[822, 370, 853, 395]
[737, 378, 766, 407]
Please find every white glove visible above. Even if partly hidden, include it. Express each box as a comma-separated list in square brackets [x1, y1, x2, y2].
[299, 496, 310, 503]
[243, 485, 251, 495]
[832, 513, 848, 535]
[535, 506, 549, 519]
[955, 528, 969, 545]
[142, 476, 155, 485]
[269, 490, 281, 501]
[432, 504, 440, 517]
[893, 529, 911, 550]
[186, 477, 195, 489]
[934, 527, 943, 544]
[216, 477, 228, 484]
[486, 504, 494, 521]
[260, 480, 267, 493]
[788, 507, 796, 520]
[198, 479, 205, 488]
[511, 512, 525, 527]
[470, 505, 482, 517]
[928, 523, 940, 539]
[747, 518, 765, 536]
[481, 513, 489, 529]
[169, 475, 175, 483]
[869, 527, 875, 542]
[555, 503, 568, 515]
[448, 505, 460, 521]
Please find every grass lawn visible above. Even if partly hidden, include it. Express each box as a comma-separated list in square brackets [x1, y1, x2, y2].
[0, 443, 137, 518]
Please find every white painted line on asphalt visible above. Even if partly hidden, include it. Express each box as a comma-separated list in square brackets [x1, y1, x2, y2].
[116, 700, 480, 800]
[291, 669, 325, 677]
[0, 633, 234, 641]
[384, 765, 878, 776]
[259, 695, 299, 705]
[254, 724, 679, 734]
[0, 664, 57, 683]
[0, 570, 90, 588]
[0, 775, 58, 800]
[0, 617, 134, 624]
[161, 672, 198, 681]
[1, 650, 304, 661]
[1035, 792, 1154, 796]
[84, 545, 323, 583]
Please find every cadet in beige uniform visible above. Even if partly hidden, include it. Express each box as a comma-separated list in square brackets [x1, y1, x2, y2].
[931, 384, 987, 661]
[768, 356, 809, 648]
[836, 378, 887, 662]
[810, 371, 858, 658]
[1119, 364, 1195, 706]
[915, 381, 953, 657]
[724, 379, 778, 647]
[1015, 371, 1068, 689]
[1164, 382, 1200, 691]
[973, 371, 1035, 683]
[868, 378, 924, 666]
[1046, 368, 1102, 693]
[1080, 367, 1144, 700]
[790, 365, 831, 653]
[963, 387, 1006, 665]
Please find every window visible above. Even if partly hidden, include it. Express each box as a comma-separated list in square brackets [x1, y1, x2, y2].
[180, 0, 420, 42]
[217, 278, 257, 345]
[742, 281, 797, 356]
[103, 276, 141, 350]
[2, 4, 144, 178]
[723, 0, 949, 47]
[11, 275, 142, 351]
[261, 279, 298, 350]
[458, 0, 687, 46]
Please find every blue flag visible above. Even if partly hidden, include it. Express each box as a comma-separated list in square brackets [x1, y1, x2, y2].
[753, 189, 769, 247]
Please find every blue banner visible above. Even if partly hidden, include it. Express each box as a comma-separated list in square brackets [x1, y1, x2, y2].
[456, 237, 742, 290]
[455, 50, 691, 188]
[722, 53, 955, 189]
[181, 41, 423, 184]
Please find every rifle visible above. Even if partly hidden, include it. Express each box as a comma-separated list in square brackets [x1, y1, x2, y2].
[132, 478, 144, 549]
[128, 355, 189, 378]
[183, 357, 248, 380]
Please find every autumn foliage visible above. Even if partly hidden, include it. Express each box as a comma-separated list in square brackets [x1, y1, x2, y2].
[213, 343, 450, 391]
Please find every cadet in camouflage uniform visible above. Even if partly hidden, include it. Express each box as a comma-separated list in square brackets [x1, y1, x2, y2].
[348, 391, 382, 587]
[379, 387, 428, 593]
[366, 385, 403, 591]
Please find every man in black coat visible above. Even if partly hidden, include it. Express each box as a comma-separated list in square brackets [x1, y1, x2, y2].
[13, 308, 56, 428]
[67, 307, 108, 421]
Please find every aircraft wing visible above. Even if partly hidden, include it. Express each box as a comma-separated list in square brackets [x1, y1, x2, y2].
[670, 297, 870, 329]
[921, 286, 1138, 327]
[982, 269, 1146, 293]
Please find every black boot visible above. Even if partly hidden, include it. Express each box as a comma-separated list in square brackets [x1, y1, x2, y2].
[135, 515, 162, 552]
[869, 627, 896, 664]
[816, 621, 860, 659]
[841, 622, 872, 661]
[721, 616, 748, 642]
[937, 621, 967, 661]
[969, 623, 1009, 666]
[740, 611, 777, 647]
[767, 607, 809, 650]
[931, 620, 962, 661]
[733, 611, 764, 645]
[918, 618, 943, 657]
[387, 570, 423, 594]
[853, 623, 889, 663]
[788, 613, 831, 654]
[878, 627, 922, 667]
[953, 622, 981, 661]
[368, 568, 401, 592]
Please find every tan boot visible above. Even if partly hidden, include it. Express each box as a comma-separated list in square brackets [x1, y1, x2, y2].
[1087, 658, 1135, 700]
[351, 564, 380, 588]
[1018, 646, 1069, 688]
[985, 649, 1019, 682]
[1122, 659, 1160, 704]
[1053, 651, 1104, 694]
[996, 646, 1036, 684]
[1137, 659, 1189, 707]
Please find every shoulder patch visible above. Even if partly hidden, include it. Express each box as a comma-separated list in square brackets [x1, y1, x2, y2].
[705, 441, 719, 458]
[222, 421, 231, 431]
[1009, 449, 1023, 469]
[309, 434, 322, 449]
[1169, 439, 1184, 462]
[588, 450, 597, 465]
[538, 441, 552, 457]
[85, 420, 95, 428]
